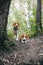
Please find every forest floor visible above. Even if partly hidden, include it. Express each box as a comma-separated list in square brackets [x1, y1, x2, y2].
[0, 35, 43, 65]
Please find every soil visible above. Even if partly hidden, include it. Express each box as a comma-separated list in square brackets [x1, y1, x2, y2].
[0, 35, 43, 65]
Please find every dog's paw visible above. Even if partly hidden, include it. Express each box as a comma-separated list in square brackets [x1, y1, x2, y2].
[16, 38, 19, 41]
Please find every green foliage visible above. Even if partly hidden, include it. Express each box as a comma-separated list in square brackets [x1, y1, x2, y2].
[7, 0, 43, 42]
[3, 38, 15, 51]
[1, 31, 15, 51]
[7, 30, 13, 38]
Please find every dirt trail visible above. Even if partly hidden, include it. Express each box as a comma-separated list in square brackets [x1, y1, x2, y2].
[0, 35, 43, 65]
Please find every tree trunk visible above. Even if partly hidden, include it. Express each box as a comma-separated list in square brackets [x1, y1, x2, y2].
[36, 0, 42, 31]
[0, 0, 11, 44]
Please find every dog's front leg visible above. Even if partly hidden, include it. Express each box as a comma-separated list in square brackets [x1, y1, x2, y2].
[16, 30, 19, 41]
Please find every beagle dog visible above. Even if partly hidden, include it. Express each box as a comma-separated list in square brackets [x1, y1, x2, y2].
[19, 34, 29, 44]
[12, 22, 19, 41]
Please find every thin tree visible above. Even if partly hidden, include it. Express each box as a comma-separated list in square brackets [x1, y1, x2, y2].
[36, 0, 42, 31]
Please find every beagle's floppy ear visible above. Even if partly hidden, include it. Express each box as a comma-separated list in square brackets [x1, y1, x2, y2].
[26, 34, 30, 39]
[27, 35, 30, 39]
[19, 34, 23, 41]
[17, 22, 19, 26]
[12, 22, 16, 26]
[19, 35, 22, 41]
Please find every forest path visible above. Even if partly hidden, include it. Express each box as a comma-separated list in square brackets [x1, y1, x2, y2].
[0, 35, 43, 65]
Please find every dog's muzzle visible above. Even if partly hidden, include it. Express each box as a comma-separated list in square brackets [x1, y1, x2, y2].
[23, 39, 26, 42]
[21, 38, 27, 44]
[13, 26, 18, 30]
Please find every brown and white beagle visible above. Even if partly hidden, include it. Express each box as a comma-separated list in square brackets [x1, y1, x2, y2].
[19, 33, 29, 43]
[12, 22, 19, 41]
